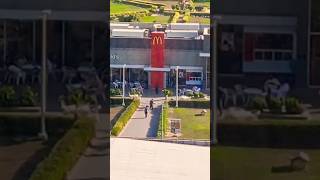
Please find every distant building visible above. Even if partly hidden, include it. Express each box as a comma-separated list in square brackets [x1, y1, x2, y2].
[110, 23, 210, 89]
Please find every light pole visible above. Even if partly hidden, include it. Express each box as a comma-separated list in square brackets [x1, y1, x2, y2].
[39, 10, 51, 141]
[122, 64, 126, 106]
[212, 17, 219, 144]
[175, 66, 179, 108]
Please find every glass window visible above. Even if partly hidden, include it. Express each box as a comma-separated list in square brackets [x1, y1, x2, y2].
[244, 33, 294, 61]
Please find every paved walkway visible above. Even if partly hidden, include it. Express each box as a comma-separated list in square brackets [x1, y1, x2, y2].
[110, 138, 210, 180]
[67, 113, 109, 180]
[119, 96, 164, 138]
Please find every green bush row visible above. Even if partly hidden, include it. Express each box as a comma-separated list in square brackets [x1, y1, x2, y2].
[0, 115, 74, 136]
[111, 98, 140, 136]
[168, 100, 209, 109]
[249, 96, 303, 114]
[0, 85, 38, 107]
[157, 103, 168, 138]
[29, 117, 95, 180]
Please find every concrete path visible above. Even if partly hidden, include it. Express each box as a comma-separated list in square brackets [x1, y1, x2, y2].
[110, 138, 210, 180]
[119, 97, 164, 138]
[67, 113, 109, 180]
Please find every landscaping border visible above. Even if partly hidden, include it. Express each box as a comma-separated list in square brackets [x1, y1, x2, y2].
[157, 103, 169, 138]
[29, 117, 95, 180]
[111, 98, 140, 136]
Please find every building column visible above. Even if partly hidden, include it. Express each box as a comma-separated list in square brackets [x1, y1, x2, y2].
[3, 20, 6, 66]
[32, 20, 36, 63]
[91, 23, 95, 65]
[62, 21, 65, 66]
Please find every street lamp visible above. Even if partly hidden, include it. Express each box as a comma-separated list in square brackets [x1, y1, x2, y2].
[175, 66, 179, 107]
[39, 9, 51, 141]
[212, 17, 219, 145]
[122, 64, 126, 106]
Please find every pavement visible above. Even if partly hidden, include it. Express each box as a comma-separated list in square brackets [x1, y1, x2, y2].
[119, 96, 164, 138]
[110, 138, 210, 180]
[67, 113, 109, 180]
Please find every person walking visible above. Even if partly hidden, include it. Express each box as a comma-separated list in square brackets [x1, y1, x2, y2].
[144, 106, 148, 118]
[149, 99, 154, 110]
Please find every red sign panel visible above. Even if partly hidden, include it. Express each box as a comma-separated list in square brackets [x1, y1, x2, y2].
[151, 32, 165, 89]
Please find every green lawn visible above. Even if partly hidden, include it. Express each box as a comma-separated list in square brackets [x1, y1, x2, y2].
[110, 2, 144, 14]
[169, 108, 210, 139]
[139, 15, 171, 23]
[189, 16, 210, 24]
[212, 146, 320, 180]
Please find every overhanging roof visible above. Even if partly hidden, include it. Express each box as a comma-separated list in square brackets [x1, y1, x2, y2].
[0, 9, 107, 21]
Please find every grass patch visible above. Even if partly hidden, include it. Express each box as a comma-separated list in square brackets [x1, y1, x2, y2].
[111, 98, 140, 136]
[212, 146, 320, 180]
[140, 15, 171, 23]
[170, 107, 210, 139]
[111, 2, 144, 14]
[29, 117, 95, 180]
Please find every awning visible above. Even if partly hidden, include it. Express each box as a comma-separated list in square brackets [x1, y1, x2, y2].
[143, 67, 171, 72]
[199, 52, 210, 57]
[110, 64, 145, 69]
[0, 9, 107, 21]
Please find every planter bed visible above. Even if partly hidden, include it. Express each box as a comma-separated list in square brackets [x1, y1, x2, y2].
[0, 106, 40, 112]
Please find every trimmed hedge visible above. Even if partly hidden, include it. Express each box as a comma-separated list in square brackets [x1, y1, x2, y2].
[0, 115, 74, 136]
[157, 103, 168, 138]
[217, 122, 320, 148]
[29, 117, 95, 180]
[111, 98, 140, 136]
[168, 100, 209, 109]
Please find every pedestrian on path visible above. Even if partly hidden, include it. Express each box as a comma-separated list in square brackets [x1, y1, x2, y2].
[144, 106, 148, 118]
[150, 99, 154, 110]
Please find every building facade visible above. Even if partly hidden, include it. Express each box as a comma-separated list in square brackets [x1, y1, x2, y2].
[213, 0, 319, 88]
[110, 23, 210, 89]
[0, 0, 107, 69]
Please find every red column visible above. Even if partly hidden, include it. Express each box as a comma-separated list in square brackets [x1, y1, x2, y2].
[150, 32, 165, 89]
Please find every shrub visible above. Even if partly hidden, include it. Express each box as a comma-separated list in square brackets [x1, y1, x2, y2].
[162, 88, 172, 97]
[248, 97, 267, 111]
[159, 6, 165, 13]
[111, 98, 140, 136]
[0, 85, 16, 106]
[110, 88, 122, 96]
[65, 89, 94, 106]
[157, 103, 168, 138]
[20, 86, 38, 106]
[267, 97, 282, 114]
[29, 117, 95, 180]
[285, 97, 304, 114]
[191, 92, 205, 99]
[130, 88, 141, 96]
[171, 4, 176, 10]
